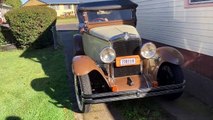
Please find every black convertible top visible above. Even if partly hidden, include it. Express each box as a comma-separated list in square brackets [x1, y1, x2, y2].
[78, 0, 138, 11]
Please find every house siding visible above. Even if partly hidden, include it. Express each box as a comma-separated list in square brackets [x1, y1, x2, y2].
[0, 4, 11, 16]
[132, 0, 213, 57]
[132, 0, 213, 106]
[54, 4, 77, 16]
[0, 4, 12, 23]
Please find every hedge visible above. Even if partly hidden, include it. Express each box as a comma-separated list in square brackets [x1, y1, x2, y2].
[5, 6, 57, 48]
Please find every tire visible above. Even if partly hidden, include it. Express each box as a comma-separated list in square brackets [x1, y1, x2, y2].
[74, 74, 92, 113]
[157, 63, 184, 100]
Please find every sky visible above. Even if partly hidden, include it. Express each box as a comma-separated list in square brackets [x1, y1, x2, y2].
[21, 0, 27, 4]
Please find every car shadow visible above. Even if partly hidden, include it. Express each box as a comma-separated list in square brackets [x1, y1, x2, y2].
[20, 47, 75, 111]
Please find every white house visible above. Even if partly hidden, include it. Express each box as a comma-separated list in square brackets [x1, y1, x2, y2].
[23, 0, 79, 17]
[0, 3, 12, 23]
[132, 0, 213, 106]
[133, 0, 213, 56]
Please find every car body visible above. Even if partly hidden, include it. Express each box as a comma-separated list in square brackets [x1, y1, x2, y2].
[72, 0, 185, 113]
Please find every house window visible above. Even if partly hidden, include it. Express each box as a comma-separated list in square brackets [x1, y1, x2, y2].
[64, 5, 72, 10]
[50, 5, 59, 10]
[190, 0, 213, 4]
[185, 0, 213, 7]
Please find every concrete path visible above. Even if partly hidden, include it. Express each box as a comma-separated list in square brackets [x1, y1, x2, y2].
[157, 93, 213, 120]
[56, 24, 213, 120]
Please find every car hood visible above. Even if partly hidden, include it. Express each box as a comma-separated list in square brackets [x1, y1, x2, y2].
[89, 25, 140, 41]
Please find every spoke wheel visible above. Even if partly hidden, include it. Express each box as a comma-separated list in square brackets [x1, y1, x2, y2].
[157, 63, 184, 100]
[74, 74, 92, 113]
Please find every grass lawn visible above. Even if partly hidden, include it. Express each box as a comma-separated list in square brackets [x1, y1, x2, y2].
[0, 48, 74, 120]
[56, 17, 78, 25]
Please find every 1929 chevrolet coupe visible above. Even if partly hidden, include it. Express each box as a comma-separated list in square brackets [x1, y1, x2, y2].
[72, 0, 185, 113]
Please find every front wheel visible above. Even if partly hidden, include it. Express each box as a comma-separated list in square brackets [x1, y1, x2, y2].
[74, 74, 92, 113]
[157, 63, 184, 100]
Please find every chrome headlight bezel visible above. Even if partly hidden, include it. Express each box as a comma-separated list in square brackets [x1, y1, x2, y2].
[140, 42, 157, 59]
[100, 47, 116, 63]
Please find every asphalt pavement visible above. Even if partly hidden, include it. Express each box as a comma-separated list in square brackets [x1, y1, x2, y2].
[56, 24, 78, 31]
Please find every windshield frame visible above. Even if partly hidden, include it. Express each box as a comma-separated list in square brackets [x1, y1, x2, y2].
[86, 9, 134, 23]
[77, 8, 137, 31]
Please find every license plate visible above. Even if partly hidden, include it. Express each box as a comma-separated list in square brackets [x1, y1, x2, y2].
[116, 55, 141, 67]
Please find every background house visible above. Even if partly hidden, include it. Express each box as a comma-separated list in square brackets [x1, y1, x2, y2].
[23, 0, 46, 6]
[0, 1, 12, 23]
[23, 0, 79, 17]
[0, 3, 11, 15]
[132, 0, 213, 106]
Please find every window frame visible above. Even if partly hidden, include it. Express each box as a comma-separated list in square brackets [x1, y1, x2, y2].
[50, 5, 59, 10]
[190, 0, 213, 4]
[185, 0, 213, 8]
[64, 5, 72, 10]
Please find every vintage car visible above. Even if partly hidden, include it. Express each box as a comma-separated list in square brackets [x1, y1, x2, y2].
[72, 0, 185, 113]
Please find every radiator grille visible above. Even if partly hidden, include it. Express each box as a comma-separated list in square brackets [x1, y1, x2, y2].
[113, 40, 140, 57]
[112, 39, 141, 77]
[114, 65, 141, 77]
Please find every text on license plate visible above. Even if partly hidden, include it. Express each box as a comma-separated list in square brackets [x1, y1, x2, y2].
[121, 58, 136, 65]
[116, 55, 141, 67]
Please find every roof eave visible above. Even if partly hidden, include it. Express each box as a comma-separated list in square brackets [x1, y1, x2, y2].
[78, 0, 138, 11]
[48, 2, 79, 5]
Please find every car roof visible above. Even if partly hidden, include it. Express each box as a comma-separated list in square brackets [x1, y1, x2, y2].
[78, 0, 138, 11]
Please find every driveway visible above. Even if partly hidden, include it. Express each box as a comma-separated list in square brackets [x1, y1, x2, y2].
[56, 24, 78, 31]
[56, 24, 213, 120]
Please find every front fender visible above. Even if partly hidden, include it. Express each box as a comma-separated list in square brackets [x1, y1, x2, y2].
[157, 47, 184, 65]
[72, 55, 112, 88]
[146, 47, 184, 81]
[72, 55, 104, 76]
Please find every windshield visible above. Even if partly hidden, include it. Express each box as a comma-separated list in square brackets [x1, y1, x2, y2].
[87, 9, 133, 23]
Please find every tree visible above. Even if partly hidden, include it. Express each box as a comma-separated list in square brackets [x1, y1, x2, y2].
[4, 0, 22, 9]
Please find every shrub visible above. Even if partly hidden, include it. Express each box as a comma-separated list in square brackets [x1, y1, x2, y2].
[5, 6, 57, 48]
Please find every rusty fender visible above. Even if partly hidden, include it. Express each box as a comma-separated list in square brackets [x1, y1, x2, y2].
[156, 47, 184, 65]
[145, 47, 184, 80]
[72, 55, 107, 78]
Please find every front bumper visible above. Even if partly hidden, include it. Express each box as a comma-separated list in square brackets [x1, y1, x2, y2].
[83, 80, 185, 104]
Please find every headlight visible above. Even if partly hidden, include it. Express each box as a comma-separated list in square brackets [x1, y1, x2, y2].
[140, 42, 156, 59]
[100, 47, 116, 63]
